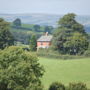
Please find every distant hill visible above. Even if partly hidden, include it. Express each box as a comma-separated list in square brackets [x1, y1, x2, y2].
[0, 13, 90, 32]
[85, 25, 90, 33]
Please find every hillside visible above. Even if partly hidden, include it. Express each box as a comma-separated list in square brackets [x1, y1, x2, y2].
[0, 14, 90, 26]
[0, 13, 90, 32]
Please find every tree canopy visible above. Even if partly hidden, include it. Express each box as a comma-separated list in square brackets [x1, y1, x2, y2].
[13, 18, 21, 27]
[0, 18, 14, 49]
[33, 25, 40, 32]
[0, 46, 44, 90]
[53, 13, 89, 55]
[44, 26, 53, 34]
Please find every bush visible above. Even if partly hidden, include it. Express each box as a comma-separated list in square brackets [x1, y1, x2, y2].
[0, 46, 44, 90]
[37, 49, 85, 60]
[49, 82, 88, 90]
[84, 44, 90, 57]
[84, 50, 90, 57]
[69, 82, 87, 90]
[49, 82, 65, 90]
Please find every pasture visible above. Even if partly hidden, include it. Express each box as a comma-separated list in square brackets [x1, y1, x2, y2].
[39, 57, 90, 90]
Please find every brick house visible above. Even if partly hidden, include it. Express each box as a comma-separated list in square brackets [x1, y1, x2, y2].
[37, 32, 53, 49]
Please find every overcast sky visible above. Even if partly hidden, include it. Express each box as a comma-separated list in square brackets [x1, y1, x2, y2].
[0, 0, 90, 15]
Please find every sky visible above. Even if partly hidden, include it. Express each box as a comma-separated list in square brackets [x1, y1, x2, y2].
[0, 0, 90, 15]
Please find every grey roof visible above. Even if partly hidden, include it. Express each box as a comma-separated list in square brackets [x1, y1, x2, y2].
[37, 35, 53, 42]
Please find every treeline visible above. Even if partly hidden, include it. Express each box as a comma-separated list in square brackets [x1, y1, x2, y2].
[12, 18, 54, 33]
[10, 18, 54, 44]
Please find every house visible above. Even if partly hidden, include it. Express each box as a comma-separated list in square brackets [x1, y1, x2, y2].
[37, 32, 53, 49]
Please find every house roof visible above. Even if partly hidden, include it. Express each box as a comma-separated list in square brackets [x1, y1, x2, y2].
[37, 35, 53, 42]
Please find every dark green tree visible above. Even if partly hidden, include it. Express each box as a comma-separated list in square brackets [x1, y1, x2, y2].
[58, 13, 86, 34]
[49, 82, 65, 90]
[53, 13, 89, 55]
[33, 25, 40, 32]
[64, 32, 89, 54]
[13, 18, 21, 27]
[0, 46, 44, 90]
[44, 26, 53, 34]
[30, 35, 37, 51]
[0, 18, 14, 49]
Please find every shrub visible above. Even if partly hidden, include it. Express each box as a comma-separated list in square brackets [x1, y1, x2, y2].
[37, 49, 85, 60]
[84, 50, 90, 57]
[49, 82, 65, 90]
[69, 82, 87, 90]
[84, 44, 90, 57]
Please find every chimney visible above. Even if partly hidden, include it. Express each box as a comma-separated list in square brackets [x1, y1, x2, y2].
[45, 32, 48, 36]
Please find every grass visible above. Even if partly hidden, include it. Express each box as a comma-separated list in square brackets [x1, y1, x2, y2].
[22, 24, 34, 29]
[10, 23, 45, 34]
[39, 57, 90, 90]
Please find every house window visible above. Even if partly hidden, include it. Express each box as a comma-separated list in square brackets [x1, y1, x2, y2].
[41, 42, 43, 45]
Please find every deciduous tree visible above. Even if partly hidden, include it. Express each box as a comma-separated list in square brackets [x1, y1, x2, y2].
[33, 25, 40, 32]
[0, 46, 44, 90]
[0, 18, 14, 49]
[53, 13, 89, 55]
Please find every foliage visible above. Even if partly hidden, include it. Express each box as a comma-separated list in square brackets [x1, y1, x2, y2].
[0, 46, 44, 90]
[13, 18, 21, 27]
[48, 82, 88, 90]
[30, 35, 37, 51]
[49, 82, 65, 90]
[53, 13, 89, 55]
[84, 50, 90, 57]
[44, 26, 54, 34]
[11, 30, 34, 45]
[33, 25, 40, 32]
[10, 23, 54, 44]
[0, 18, 14, 49]
[87, 34, 90, 43]
[37, 49, 87, 60]
[63, 32, 89, 55]
[69, 82, 87, 90]
[84, 44, 90, 56]
[58, 13, 85, 34]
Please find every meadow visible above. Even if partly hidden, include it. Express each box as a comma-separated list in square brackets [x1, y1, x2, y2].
[39, 57, 90, 90]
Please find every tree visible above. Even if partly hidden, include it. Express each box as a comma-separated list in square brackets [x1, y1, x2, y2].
[53, 13, 89, 55]
[64, 32, 89, 55]
[33, 25, 40, 32]
[13, 18, 21, 27]
[0, 18, 14, 49]
[58, 13, 86, 34]
[44, 26, 53, 34]
[30, 35, 37, 51]
[0, 46, 44, 90]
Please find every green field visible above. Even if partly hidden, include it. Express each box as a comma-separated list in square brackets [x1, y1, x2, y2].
[39, 57, 90, 90]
